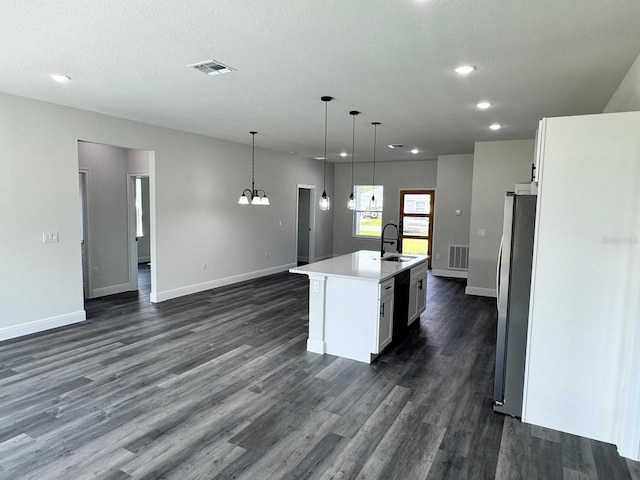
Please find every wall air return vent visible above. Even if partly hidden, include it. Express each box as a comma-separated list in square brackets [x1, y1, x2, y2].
[448, 245, 469, 270]
[188, 59, 235, 76]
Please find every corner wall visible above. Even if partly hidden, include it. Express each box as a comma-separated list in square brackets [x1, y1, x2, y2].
[431, 154, 473, 276]
[0, 92, 333, 341]
[466, 140, 534, 297]
[332, 160, 437, 256]
[603, 51, 640, 113]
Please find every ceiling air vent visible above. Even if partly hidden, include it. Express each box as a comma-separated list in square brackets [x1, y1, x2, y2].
[188, 59, 235, 76]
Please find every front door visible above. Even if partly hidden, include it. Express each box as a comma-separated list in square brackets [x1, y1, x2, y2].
[398, 190, 434, 267]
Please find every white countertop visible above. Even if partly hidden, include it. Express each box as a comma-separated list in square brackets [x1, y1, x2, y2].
[289, 250, 428, 282]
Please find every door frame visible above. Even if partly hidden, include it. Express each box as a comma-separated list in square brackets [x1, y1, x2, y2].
[296, 185, 316, 264]
[79, 169, 91, 299]
[126, 174, 140, 291]
[398, 189, 435, 267]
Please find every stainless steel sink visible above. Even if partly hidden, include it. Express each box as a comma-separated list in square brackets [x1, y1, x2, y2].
[382, 255, 416, 262]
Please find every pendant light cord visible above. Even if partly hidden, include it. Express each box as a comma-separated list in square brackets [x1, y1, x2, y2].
[323, 99, 328, 190]
[372, 122, 378, 186]
[351, 113, 356, 192]
[251, 132, 256, 194]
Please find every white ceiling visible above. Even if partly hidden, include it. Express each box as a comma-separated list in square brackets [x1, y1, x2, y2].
[1, 0, 639, 162]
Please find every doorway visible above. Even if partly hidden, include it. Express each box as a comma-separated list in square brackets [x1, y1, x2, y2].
[127, 174, 151, 294]
[398, 189, 435, 267]
[78, 141, 154, 305]
[296, 185, 316, 265]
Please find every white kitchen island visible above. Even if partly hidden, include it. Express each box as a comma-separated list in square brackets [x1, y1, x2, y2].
[290, 250, 428, 363]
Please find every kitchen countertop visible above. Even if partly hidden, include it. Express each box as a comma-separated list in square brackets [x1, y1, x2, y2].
[289, 250, 428, 282]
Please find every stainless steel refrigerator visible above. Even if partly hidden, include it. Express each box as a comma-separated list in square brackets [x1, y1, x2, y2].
[494, 192, 537, 417]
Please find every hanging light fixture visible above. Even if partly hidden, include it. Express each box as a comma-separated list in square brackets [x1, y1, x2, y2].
[238, 131, 270, 206]
[319, 96, 333, 211]
[370, 122, 381, 208]
[347, 110, 360, 210]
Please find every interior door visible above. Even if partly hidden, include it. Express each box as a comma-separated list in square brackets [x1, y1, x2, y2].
[398, 190, 434, 267]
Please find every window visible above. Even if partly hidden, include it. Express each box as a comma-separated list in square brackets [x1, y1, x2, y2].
[135, 178, 144, 238]
[353, 185, 383, 237]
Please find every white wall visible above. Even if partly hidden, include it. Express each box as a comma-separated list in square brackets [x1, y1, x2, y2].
[603, 51, 640, 113]
[466, 140, 534, 297]
[297, 188, 311, 262]
[523, 111, 640, 448]
[78, 142, 130, 297]
[332, 160, 437, 255]
[431, 154, 473, 276]
[137, 176, 151, 263]
[0, 92, 333, 340]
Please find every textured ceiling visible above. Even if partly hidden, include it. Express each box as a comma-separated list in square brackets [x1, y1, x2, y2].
[1, 0, 639, 162]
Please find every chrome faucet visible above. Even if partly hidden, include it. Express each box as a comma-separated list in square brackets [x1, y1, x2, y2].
[381, 222, 399, 257]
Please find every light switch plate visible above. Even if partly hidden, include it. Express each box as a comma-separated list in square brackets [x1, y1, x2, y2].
[43, 232, 59, 243]
[478, 229, 486, 237]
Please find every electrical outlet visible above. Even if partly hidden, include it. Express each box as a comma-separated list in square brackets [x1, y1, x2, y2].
[93, 266, 99, 275]
[478, 229, 486, 237]
[42, 232, 59, 243]
[313, 281, 320, 293]
[435, 253, 441, 260]
[202, 263, 207, 271]
[265, 252, 269, 259]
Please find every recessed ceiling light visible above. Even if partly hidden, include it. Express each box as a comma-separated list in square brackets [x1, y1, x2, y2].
[411, 148, 419, 154]
[489, 123, 502, 130]
[340, 152, 348, 157]
[49, 73, 71, 83]
[453, 65, 476, 76]
[387, 144, 404, 149]
[476, 101, 493, 110]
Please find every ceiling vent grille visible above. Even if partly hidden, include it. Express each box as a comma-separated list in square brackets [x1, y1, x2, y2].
[188, 59, 235, 76]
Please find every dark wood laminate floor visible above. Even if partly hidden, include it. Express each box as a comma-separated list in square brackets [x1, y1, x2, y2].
[0, 271, 638, 479]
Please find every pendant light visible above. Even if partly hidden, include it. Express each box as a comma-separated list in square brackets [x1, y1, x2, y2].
[319, 96, 333, 211]
[370, 122, 381, 208]
[347, 110, 360, 210]
[238, 131, 270, 206]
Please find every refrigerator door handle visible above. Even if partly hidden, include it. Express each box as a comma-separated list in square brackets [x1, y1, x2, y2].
[496, 236, 504, 310]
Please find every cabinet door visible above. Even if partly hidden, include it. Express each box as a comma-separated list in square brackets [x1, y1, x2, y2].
[408, 278, 418, 325]
[416, 276, 426, 314]
[377, 293, 394, 353]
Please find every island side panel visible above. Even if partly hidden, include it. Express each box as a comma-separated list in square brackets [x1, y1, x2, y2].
[325, 276, 379, 363]
[306, 274, 328, 354]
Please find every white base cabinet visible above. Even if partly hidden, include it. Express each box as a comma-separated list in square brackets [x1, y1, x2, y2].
[408, 263, 427, 325]
[289, 250, 428, 364]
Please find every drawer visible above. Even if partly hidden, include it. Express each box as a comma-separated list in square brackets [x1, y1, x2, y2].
[379, 278, 394, 297]
[410, 263, 427, 282]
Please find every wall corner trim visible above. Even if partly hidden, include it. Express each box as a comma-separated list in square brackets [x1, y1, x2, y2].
[431, 269, 468, 279]
[0, 311, 86, 342]
[465, 286, 497, 298]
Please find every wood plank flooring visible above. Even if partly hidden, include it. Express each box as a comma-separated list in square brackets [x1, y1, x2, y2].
[0, 270, 638, 479]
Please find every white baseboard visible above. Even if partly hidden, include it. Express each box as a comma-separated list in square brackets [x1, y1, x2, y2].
[151, 263, 297, 303]
[465, 286, 497, 298]
[431, 269, 468, 279]
[307, 338, 326, 354]
[0, 311, 86, 342]
[314, 254, 334, 261]
[92, 283, 131, 298]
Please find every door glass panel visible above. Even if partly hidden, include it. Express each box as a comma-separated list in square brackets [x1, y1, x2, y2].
[402, 238, 428, 255]
[403, 194, 431, 214]
[402, 217, 429, 237]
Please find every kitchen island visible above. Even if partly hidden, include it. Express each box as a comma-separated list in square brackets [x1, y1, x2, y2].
[290, 250, 428, 363]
